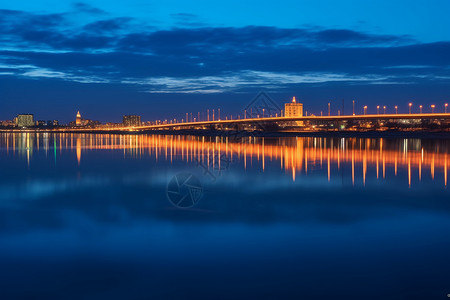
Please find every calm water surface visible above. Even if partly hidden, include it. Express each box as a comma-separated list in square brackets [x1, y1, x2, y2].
[1, 133, 449, 299]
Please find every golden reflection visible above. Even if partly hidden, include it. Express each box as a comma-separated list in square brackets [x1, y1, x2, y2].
[1, 133, 450, 187]
[408, 157, 411, 188]
[352, 149, 355, 186]
[445, 154, 448, 187]
[76, 136, 81, 166]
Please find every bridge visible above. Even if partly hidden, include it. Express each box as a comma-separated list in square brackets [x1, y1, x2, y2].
[3, 113, 450, 133]
[125, 112, 450, 132]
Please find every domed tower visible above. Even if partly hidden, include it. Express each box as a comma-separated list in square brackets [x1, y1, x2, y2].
[76, 111, 82, 126]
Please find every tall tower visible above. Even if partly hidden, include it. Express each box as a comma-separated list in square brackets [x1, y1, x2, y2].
[76, 111, 82, 126]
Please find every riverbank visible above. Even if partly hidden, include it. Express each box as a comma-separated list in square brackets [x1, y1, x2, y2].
[2, 128, 450, 139]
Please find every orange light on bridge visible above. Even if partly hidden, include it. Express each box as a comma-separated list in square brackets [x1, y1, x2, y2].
[409, 103, 412, 114]
[431, 104, 435, 113]
[395, 105, 398, 114]
[363, 106, 367, 115]
[419, 105, 423, 114]
[445, 103, 448, 113]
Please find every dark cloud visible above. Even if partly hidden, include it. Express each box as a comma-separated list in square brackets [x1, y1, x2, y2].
[72, 2, 106, 15]
[315, 29, 412, 45]
[83, 18, 132, 33]
[0, 9, 66, 34]
[170, 12, 206, 27]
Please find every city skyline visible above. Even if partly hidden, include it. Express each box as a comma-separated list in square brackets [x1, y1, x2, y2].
[3, 97, 450, 126]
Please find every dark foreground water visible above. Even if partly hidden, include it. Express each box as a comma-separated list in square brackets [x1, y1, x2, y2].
[0, 133, 449, 300]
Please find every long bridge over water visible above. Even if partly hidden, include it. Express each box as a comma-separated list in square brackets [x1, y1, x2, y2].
[3, 113, 450, 133]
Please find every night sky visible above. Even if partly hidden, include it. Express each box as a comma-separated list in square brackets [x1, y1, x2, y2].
[0, 1, 449, 123]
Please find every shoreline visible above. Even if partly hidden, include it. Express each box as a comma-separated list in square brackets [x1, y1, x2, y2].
[1, 129, 450, 139]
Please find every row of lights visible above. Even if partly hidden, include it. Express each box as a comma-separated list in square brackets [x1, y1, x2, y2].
[348, 101, 449, 115]
[178, 101, 450, 125]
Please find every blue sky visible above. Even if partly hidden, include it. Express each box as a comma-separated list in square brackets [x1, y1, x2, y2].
[0, 1, 449, 122]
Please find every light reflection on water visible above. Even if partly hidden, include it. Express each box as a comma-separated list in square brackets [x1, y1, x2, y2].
[1, 132, 449, 187]
[0, 132, 450, 300]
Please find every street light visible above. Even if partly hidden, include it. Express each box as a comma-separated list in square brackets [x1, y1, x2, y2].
[383, 106, 386, 114]
[328, 103, 331, 116]
[445, 103, 448, 113]
[431, 104, 435, 113]
[377, 105, 380, 114]
[419, 105, 423, 114]
[409, 103, 412, 114]
[352, 100, 355, 115]
[363, 106, 367, 115]
[395, 106, 398, 114]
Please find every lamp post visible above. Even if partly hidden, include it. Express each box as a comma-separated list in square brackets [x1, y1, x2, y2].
[353, 100, 355, 115]
[431, 104, 435, 113]
[218, 108, 220, 120]
[409, 103, 412, 114]
[363, 106, 367, 115]
[445, 103, 448, 113]
[419, 105, 422, 114]
[328, 103, 331, 116]
[395, 106, 398, 114]
[383, 106, 386, 114]
[207, 109, 209, 121]
[377, 105, 380, 114]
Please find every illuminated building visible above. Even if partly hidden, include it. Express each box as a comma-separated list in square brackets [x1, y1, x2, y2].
[284, 96, 303, 126]
[0, 120, 15, 127]
[284, 97, 303, 117]
[76, 111, 82, 126]
[16, 114, 34, 128]
[123, 115, 142, 127]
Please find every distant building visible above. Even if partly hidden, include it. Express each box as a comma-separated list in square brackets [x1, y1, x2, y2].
[123, 115, 142, 127]
[105, 122, 123, 128]
[16, 114, 34, 128]
[53, 120, 59, 126]
[0, 120, 15, 127]
[70, 119, 100, 127]
[76, 111, 82, 126]
[36, 120, 55, 127]
[284, 97, 303, 117]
